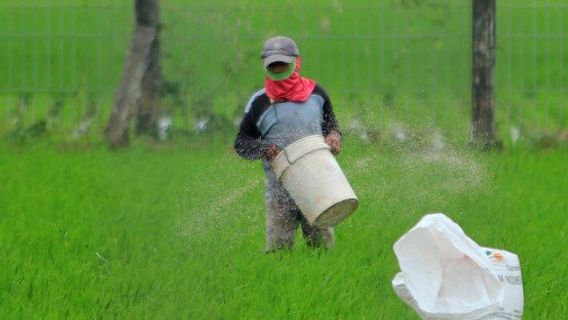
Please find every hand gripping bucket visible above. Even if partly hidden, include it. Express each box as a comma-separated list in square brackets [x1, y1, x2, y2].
[271, 135, 358, 227]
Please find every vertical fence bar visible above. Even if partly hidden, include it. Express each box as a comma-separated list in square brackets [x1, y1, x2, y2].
[354, 5, 360, 95]
[545, 3, 551, 125]
[561, 5, 565, 92]
[20, 5, 26, 94]
[365, 0, 371, 94]
[506, 2, 512, 98]
[34, 8, 39, 94]
[33, 26, 38, 123]
[560, 4, 565, 125]
[72, 2, 78, 94]
[97, 7, 104, 95]
[341, 3, 347, 97]
[379, 4, 384, 99]
[47, 0, 51, 93]
[531, 0, 538, 125]
[58, 5, 64, 92]
[545, 4, 550, 92]
[505, 1, 512, 125]
[9, 4, 14, 95]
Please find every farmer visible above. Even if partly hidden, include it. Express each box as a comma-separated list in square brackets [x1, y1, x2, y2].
[234, 36, 342, 252]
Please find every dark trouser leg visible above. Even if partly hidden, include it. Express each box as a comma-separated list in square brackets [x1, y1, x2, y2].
[265, 180, 299, 252]
[300, 215, 335, 249]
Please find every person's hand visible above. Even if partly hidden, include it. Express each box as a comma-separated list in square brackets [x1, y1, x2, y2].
[264, 144, 281, 160]
[325, 131, 342, 155]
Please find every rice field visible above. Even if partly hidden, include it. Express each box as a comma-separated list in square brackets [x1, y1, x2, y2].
[1, 138, 566, 318]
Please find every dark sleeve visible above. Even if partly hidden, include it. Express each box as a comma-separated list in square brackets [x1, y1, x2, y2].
[313, 84, 341, 138]
[234, 95, 271, 160]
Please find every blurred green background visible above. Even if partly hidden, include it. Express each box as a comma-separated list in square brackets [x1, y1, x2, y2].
[0, 0, 566, 144]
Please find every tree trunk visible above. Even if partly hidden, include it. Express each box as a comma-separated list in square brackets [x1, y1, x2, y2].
[135, 0, 161, 136]
[104, 0, 160, 148]
[472, 0, 499, 148]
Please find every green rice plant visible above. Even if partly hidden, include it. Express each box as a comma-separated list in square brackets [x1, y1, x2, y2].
[0, 139, 566, 318]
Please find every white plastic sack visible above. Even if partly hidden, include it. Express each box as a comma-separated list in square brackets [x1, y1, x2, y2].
[392, 213, 523, 320]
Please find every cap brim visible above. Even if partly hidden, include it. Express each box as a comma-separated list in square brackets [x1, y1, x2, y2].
[263, 55, 294, 68]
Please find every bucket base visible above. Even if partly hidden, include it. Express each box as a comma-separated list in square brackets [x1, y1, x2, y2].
[312, 198, 359, 228]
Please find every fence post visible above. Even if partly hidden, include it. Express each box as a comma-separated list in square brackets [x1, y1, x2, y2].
[472, 0, 499, 148]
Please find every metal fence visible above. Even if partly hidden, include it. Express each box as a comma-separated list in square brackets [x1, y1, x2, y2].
[0, 0, 566, 139]
[498, 0, 567, 134]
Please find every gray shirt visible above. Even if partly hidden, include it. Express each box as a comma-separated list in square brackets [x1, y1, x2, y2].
[234, 84, 340, 161]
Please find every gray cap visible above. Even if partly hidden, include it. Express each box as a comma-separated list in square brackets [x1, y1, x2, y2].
[261, 36, 300, 68]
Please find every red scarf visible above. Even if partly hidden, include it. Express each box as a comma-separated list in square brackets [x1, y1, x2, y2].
[264, 57, 316, 103]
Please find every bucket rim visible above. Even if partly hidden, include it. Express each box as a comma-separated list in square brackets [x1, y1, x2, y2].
[312, 197, 359, 227]
[271, 135, 330, 180]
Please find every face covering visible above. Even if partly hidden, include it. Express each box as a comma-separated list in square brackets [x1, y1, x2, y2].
[264, 57, 316, 103]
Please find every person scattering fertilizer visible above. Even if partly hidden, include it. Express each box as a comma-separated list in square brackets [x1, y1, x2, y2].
[234, 36, 343, 252]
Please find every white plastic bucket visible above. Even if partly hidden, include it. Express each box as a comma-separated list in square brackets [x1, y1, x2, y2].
[271, 135, 358, 227]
